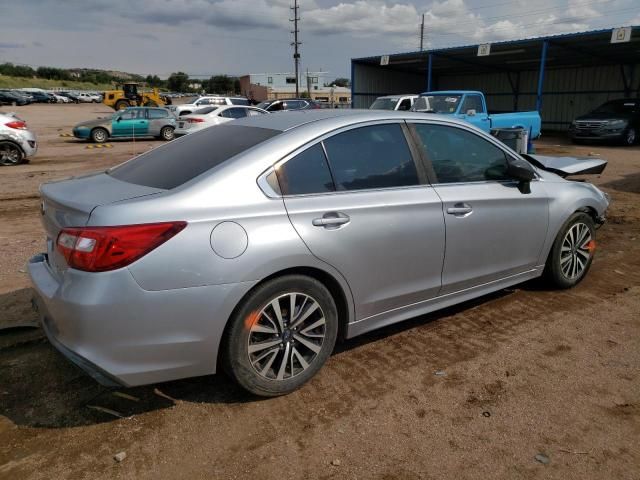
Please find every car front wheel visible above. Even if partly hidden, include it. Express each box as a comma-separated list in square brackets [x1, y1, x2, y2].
[623, 127, 636, 146]
[160, 126, 174, 141]
[544, 212, 596, 289]
[223, 275, 338, 397]
[90, 128, 108, 144]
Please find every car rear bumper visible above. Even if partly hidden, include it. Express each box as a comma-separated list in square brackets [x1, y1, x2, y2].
[28, 253, 256, 387]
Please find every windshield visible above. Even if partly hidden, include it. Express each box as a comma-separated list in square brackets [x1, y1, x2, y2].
[369, 98, 399, 110]
[418, 94, 462, 114]
[593, 100, 637, 114]
[194, 106, 219, 115]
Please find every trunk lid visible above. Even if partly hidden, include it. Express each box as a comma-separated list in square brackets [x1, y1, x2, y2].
[523, 154, 607, 178]
[40, 172, 164, 273]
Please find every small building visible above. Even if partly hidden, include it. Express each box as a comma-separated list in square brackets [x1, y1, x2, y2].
[239, 72, 351, 106]
[351, 26, 639, 131]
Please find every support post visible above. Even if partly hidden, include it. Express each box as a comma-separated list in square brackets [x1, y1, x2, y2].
[536, 40, 548, 113]
[427, 53, 433, 92]
[350, 61, 355, 109]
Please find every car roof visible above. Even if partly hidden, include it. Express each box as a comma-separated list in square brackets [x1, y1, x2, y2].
[421, 90, 482, 95]
[376, 94, 418, 99]
[231, 108, 477, 132]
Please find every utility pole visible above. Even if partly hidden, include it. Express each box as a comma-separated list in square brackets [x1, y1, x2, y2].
[420, 14, 425, 51]
[290, 0, 301, 97]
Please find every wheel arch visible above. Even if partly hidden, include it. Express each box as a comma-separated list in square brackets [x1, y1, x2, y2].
[216, 265, 354, 369]
[0, 139, 25, 156]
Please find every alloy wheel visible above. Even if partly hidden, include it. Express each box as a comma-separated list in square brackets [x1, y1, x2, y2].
[560, 222, 592, 279]
[247, 292, 326, 381]
[0, 143, 21, 165]
[626, 128, 636, 145]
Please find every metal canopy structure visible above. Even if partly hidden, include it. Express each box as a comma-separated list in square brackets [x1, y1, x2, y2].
[351, 27, 640, 130]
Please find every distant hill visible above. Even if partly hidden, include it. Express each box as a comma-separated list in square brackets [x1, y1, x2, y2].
[0, 74, 112, 91]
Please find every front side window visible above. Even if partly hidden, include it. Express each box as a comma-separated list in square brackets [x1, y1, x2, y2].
[323, 124, 419, 191]
[461, 94, 485, 114]
[412, 124, 509, 183]
[277, 144, 334, 195]
[398, 98, 411, 111]
[268, 101, 283, 111]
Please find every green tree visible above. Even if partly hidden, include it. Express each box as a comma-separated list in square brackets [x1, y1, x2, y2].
[167, 72, 190, 92]
[207, 75, 234, 94]
[331, 77, 350, 88]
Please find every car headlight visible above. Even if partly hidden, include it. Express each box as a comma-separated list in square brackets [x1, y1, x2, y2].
[608, 119, 627, 128]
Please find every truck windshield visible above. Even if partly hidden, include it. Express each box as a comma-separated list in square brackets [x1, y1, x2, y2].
[370, 98, 399, 110]
[420, 94, 462, 114]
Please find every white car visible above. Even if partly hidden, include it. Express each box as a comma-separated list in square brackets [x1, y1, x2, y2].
[174, 96, 250, 116]
[369, 95, 419, 111]
[174, 105, 267, 136]
[75, 92, 99, 103]
[0, 112, 37, 165]
[50, 93, 70, 103]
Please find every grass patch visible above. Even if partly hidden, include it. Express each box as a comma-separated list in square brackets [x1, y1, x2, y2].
[0, 75, 112, 91]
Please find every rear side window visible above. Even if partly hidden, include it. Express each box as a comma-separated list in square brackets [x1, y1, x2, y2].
[220, 108, 248, 119]
[322, 124, 419, 191]
[277, 144, 334, 195]
[108, 125, 281, 189]
[148, 109, 169, 119]
[231, 98, 250, 105]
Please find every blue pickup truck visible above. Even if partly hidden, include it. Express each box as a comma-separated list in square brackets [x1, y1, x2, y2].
[412, 91, 541, 139]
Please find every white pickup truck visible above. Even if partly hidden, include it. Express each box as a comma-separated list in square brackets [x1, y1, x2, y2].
[369, 95, 418, 111]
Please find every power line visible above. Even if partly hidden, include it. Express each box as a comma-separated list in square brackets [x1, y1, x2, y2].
[420, 13, 425, 51]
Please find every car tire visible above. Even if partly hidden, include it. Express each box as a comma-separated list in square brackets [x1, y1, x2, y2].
[160, 126, 174, 141]
[115, 100, 129, 111]
[623, 127, 636, 146]
[90, 128, 108, 144]
[223, 275, 338, 397]
[0, 141, 24, 166]
[544, 212, 596, 289]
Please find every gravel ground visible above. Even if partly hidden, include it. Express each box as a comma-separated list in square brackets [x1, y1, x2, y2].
[0, 104, 638, 480]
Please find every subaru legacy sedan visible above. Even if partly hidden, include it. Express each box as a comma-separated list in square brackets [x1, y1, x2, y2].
[29, 110, 609, 396]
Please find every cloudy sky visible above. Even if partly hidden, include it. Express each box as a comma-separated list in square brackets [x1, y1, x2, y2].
[1, 0, 638, 79]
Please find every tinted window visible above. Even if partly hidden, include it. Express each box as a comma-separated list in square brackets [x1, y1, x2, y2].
[119, 109, 144, 120]
[323, 124, 419, 191]
[285, 100, 305, 110]
[148, 109, 169, 119]
[194, 106, 219, 114]
[277, 144, 334, 195]
[398, 98, 411, 111]
[230, 98, 250, 105]
[413, 124, 509, 183]
[461, 94, 484, 113]
[220, 107, 248, 119]
[267, 101, 283, 112]
[109, 125, 281, 189]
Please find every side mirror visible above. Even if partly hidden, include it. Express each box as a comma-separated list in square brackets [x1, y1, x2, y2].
[116, 117, 121, 122]
[507, 157, 535, 194]
[466, 109, 476, 116]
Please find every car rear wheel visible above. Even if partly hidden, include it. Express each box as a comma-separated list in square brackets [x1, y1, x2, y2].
[223, 275, 338, 397]
[0, 142, 24, 166]
[160, 126, 174, 141]
[90, 128, 108, 144]
[623, 127, 636, 146]
[544, 212, 596, 289]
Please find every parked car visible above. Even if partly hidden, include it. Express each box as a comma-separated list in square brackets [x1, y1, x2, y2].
[174, 105, 268, 136]
[49, 92, 70, 103]
[0, 91, 30, 106]
[58, 92, 81, 103]
[569, 98, 639, 146]
[75, 92, 98, 103]
[0, 112, 37, 165]
[29, 110, 609, 396]
[174, 96, 250, 116]
[370, 94, 418, 111]
[29, 91, 55, 103]
[72, 107, 176, 143]
[416, 90, 542, 139]
[257, 98, 321, 112]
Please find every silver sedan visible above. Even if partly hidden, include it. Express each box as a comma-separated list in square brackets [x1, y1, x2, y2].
[29, 110, 609, 396]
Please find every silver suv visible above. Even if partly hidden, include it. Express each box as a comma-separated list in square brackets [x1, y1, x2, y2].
[174, 96, 250, 116]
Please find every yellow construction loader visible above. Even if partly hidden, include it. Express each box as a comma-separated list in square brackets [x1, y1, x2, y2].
[102, 83, 171, 111]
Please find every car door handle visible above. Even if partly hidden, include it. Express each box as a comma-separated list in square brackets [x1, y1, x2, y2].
[446, 203, 473, 216]
[312, 213, 350, 227]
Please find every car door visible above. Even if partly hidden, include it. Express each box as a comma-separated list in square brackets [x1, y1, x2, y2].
[112, 109, 148, 137]
[409, 122, 549, 294]
[459, 94, 490, 132]
[279, 121, 445, 321]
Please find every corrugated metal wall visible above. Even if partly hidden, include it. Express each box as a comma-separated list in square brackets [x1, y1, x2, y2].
[354, 62, 639, 131]
[353, 63, 425, 109]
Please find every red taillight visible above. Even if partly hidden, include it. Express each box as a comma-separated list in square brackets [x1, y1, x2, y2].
[56, 222, 187, 272]
[188, 118, 205, 123]
[6, 120, 27, 130]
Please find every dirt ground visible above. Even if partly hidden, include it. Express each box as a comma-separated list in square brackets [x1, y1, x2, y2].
[0, 104, 638, 480]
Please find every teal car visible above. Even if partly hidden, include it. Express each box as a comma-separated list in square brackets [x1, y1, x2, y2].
[72, 107, 177, 143]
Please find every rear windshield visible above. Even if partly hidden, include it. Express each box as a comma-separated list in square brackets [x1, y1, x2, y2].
[108, 125, 281, 189]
